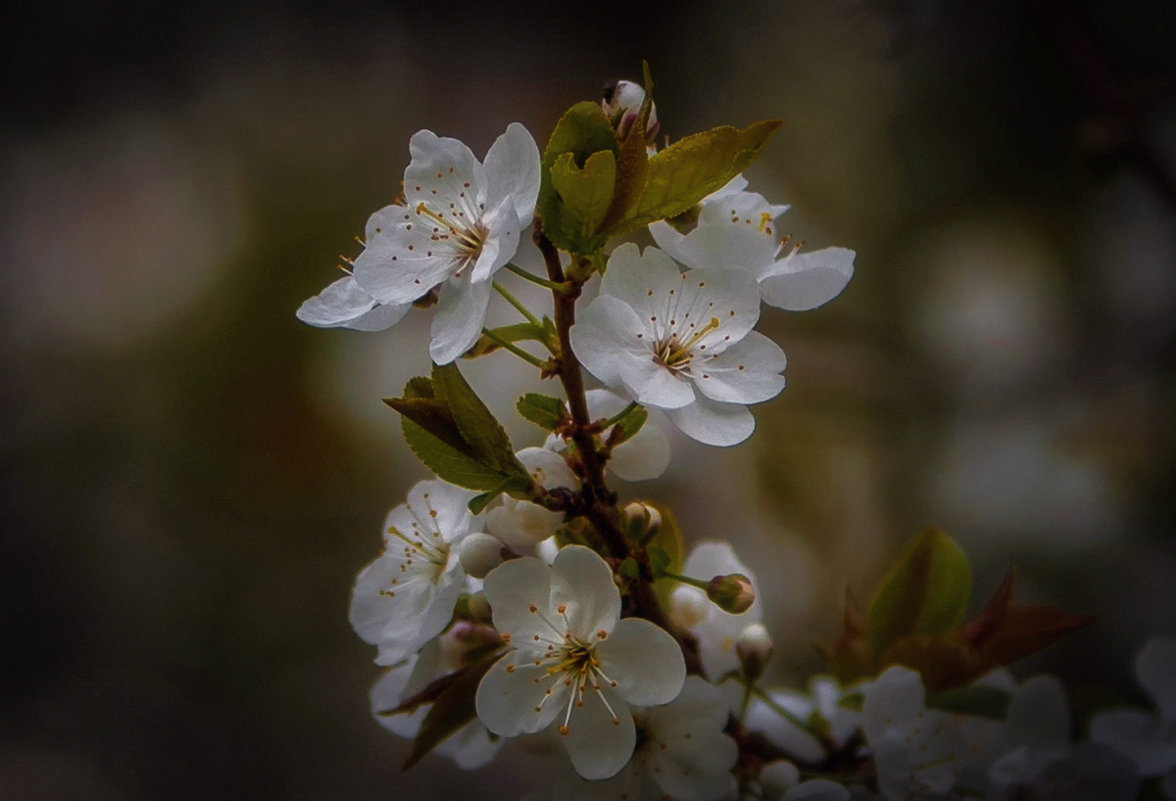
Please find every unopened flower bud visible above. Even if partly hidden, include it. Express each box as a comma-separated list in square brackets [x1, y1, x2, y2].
[466, 591, 493, 624]
[706, 573, 756, 614]
[621, 500, 661, 542]
[458, 532, 505, 579]
[736, 622, 774, 681]
[601, 79, 660, 146]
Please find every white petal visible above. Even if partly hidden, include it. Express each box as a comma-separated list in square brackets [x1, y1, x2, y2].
[1090, 708, 1176, 775]
[370, 659, 429, 738]
[429, 278, 492, 364]
[570, 295, 651, 389]
[296, 275, 409, 332]
[674, 267, 762, 352]
[1005, 675, 1069, 751]
[563, 686, 636, 780]
[671, 220, 780, 276]
[475, 655, 566, 736]
[352, 224, 452, 305]
[435, 721, 502, 769]
[607, 413, 670, 482]
[862, 666, 925, 744]
[599, 243, 684, 313]
[647, 220, 687, 264]
[483, 122, 541, 223]
[404, 129, 486, 213]
[759, 247, 855, 311]
[404, 480, 479, 545]
[745, 692, 824, 764]
[618, 355, 697, 410]
[482, 556, 554, 644]
[551, 545, 622, 638]
[693, 331, 787, 404]
[375, 572, 463, 666]
[518, 446, 577, 489]
[1137, 637, 1176, 722]
[363, 204, 404, 241]
[596, 617, 685, 706]
[486, 499, 563, 550]
[665, 395, 755, 446]
[468, 198, 515, 283]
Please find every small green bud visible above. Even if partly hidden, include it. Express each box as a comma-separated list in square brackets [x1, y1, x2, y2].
[736, 622, 774, 681]
[706, 573, 756, 614]
[621, 501, 661, 542]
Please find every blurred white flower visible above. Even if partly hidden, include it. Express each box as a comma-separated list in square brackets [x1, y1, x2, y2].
[744, 677, 861, 765]
[668, 541, 762, 681]
[476, 545, 686, 780]
[570, 244, 785, 446]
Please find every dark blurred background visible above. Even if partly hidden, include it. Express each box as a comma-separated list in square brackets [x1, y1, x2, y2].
[2, 1, 1174, 798]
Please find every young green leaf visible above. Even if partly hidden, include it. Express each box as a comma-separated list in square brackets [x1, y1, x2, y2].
[403, 652, 501, 770]
[432, 363, 527, 478]
[607, 404, 648, 447]
[516, 393, 567, 431]
[603, 119, 783, 238]
[866, 527, 972, 661]
[548, 149, 617, 244]
[467, 473, 536, 515]
[401, 418, 519, 491]
[536, 101, 619, 253]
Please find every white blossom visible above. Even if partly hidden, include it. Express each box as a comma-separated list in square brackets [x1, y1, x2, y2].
[369, 623, 503, 769]
[744, 677, 861, 766]
[649, 179, 854, 313]
[475, 545, 686, 780]
[554, 676, 737, 801]
[303, 123, 540, 363]
[350, 480, 485, 666]
[542, 389, 671, 482]
[1090, 636, 1176, 787]
[570, 244, 785, 446]
[667, 541, 762, 682]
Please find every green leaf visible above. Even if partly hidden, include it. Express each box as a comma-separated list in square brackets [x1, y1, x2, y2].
[867, 527, 972, 661]
[404, 652, 501, 770]
[432, 363, 526, 477]
[647, 545, 671, 577]
[926, 684, 1013, 720]
[618, 557, 640, 580]
[537, 101, 619, 252]
[401, 417, 518, 491]
[604, 120, 783, 238]
[548, 150, 616, 244]
[465, 322, 552, 358]
[516, 393, 567, 431]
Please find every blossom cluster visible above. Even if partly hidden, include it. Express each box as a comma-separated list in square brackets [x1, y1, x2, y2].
[300, 77, 1172, 800]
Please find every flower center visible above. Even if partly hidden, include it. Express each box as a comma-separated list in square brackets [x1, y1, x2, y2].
[415, 202, 487, 275]
[652, 316, 720, 372]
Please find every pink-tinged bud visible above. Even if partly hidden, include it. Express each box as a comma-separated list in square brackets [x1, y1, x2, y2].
[736, 623, 774, 681]
[706, 573, 756, 614]
[601, 80, 660, 147]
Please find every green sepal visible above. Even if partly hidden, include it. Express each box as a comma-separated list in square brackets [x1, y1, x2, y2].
[647, 545, 672, 578]
[402, 652, 502, 770]
[618, 557, 640, 581]
[603, 119, 783, 238]
[516, 393, 567, 431]
[608, 404, 648, 447]
[866, 527, 972, 662]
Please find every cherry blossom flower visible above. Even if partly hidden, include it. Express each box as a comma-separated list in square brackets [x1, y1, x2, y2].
[1090, 637, 1176, 792]
[369, 623, 503, 769]
[349, 480, 485, 666]
[649, 180, 854, 313]
[302, 123, 540, 363]
[541, 389, 671, 482]
[570, 244, 785, 446]
[744, 677, 862, 765]
[475, 545, 686, 780]
[554, 676, 737, 801]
